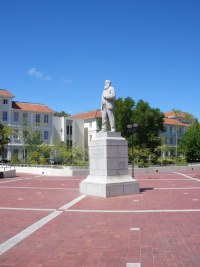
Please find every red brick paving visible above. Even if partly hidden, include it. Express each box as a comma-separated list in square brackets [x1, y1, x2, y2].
[0, 170, 200, 266]
[0, 210, 51, 244]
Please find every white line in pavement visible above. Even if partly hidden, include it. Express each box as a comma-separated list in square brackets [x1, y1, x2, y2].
[26, 178, 83, 181]
[59, 195, 86, 210]
[0, 178, 23, 184]
[126, 263, 141, 267]
[154, 187, 200, 190]
[0, 195, 86, 256]
[173, 172, 200, 182]
[0, 186, 77, 190]
[140, 179, 190, 181]
[0, 207, 56, 212]
[65, 209, 200, 213]
[0, 211, 62, 256]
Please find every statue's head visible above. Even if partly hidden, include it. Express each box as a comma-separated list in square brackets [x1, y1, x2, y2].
[104, 80, 111, 88]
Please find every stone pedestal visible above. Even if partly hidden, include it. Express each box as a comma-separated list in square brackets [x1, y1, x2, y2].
[79, 132, 140, 197]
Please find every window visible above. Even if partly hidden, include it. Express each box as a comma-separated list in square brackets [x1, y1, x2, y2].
[66, 125, 72, 135]
[23, 113, 28, 124]
[169, 126, 173, 134]
[35, 114, 40, 124]
[89, 122, 92, 128]
[44, 131, 49, 141]
[66, 140, 72, 147]
[3, 99, 8, 104]
[2, 111, 8, 122]
[44, 114, 49, 123]
[14, 112, 19, 122]
[170, 137, 173, 145]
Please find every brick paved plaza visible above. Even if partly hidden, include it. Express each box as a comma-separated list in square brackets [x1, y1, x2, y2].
[0, 169, 200, 267]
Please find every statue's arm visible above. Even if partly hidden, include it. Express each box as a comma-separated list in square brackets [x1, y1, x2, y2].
[105, 87, 116, 99]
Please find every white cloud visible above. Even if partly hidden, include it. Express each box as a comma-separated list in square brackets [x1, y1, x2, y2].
[61, 76, 72, 84]
[44, 75, 52, 81]
[63, 79, 72, 84]
[27, 67, 52, 81]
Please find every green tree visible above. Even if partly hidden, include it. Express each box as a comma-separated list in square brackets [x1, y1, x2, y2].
[25, 131, 43, 163]
[51, 141, 71, 164]
[96, 117, 102, 131]
[115, 97, 135, 136]
[114, 98, 164, 165]
[180, 122, 200, 162]
[54, 111, 70, 117]
[133, 100, 165, 152]
[50, 141, 88, 166]
[184, 113, 197, 124]
[0, 122, 12, 160]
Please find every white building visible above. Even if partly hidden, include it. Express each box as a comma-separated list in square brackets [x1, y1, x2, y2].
[160, 112, 195, 157]
[0, 89, 84, 161]
[70, 109, 102, 147]
[53, 116, 84, 148]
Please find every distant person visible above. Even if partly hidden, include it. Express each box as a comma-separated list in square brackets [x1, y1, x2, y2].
[101, 80, 116, 132]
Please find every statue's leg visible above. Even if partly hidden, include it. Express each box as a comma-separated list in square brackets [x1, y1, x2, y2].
[101, 107, 108, 131]
[107, 108, 116, 132]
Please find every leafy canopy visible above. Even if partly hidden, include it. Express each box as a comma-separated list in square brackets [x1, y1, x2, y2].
[0, 122, 12, 156]
[180, 122, 200, 162]
[114, 98, 165, 153]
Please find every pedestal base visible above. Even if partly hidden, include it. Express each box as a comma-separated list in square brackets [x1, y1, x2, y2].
[79, 131, 140, 198]
[80, 175, 140, 197]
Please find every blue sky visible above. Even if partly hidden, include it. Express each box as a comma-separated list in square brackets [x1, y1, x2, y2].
[0, 0, 200, 119]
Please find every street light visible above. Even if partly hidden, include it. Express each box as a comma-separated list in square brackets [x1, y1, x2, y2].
[127, 123, 138, 178]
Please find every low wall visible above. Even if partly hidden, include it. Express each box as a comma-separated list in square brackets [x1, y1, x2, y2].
[15, 164, 200, 177]
[15, 166, 89, 177]
[133, 164, 200, 174]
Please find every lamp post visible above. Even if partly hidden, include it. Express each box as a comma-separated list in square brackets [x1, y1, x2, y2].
[127, 123, 138, 178]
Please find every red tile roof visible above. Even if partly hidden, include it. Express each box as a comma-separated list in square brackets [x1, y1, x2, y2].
[70, 109, 102, 119]
[0, 89, 14, 98]
[164, 117, 190, 127]
[70, 109, 191, 127]
[12, 101, 54, 113]
[164, 111, 195, 119]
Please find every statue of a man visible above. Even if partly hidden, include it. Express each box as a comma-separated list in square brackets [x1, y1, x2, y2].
[101, 80, 116, 132]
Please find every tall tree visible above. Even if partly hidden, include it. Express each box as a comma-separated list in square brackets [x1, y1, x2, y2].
[24, 130, 43, 163]
[114, 97, 165, 165]
[180, 122, 200, 162]
[132, 100, 165, 152]
[0, 122, 12, 159]
[115, 97, 135, 136]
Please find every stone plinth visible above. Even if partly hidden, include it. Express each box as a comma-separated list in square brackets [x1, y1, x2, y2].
[0, 168, 16, 178]
[80, 132, 139, 197]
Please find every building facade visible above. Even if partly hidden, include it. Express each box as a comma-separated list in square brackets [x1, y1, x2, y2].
[0, 89, 84, 161]
[70, 109, 102, 147]
[53, 116, 84, 148]
[160, 112, 195, 157]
